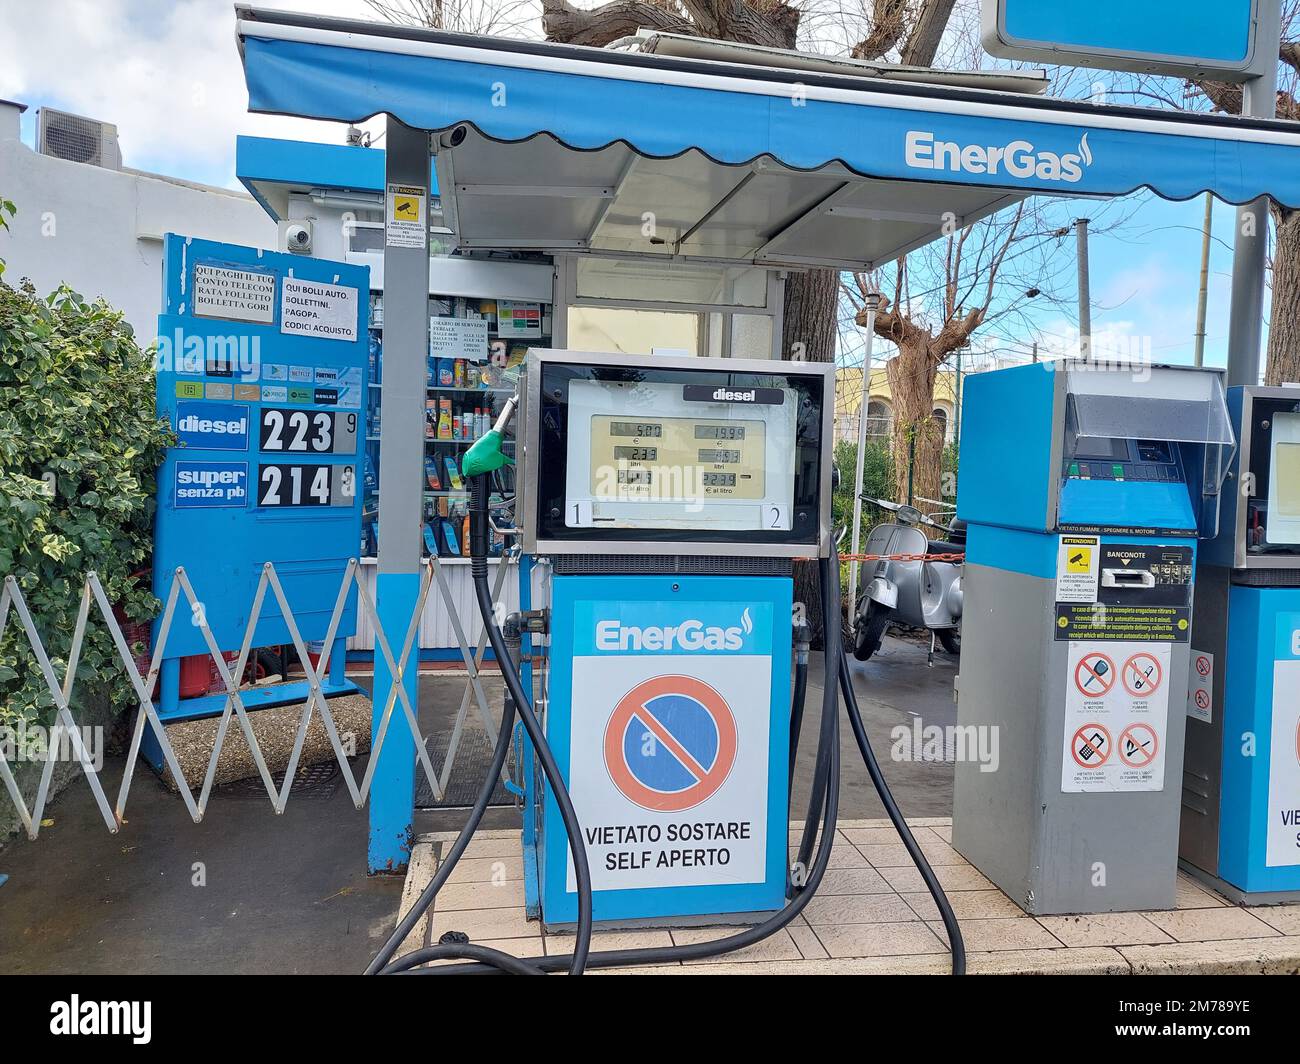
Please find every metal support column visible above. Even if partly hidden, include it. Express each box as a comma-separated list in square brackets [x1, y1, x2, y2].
[1226, 1, 1282, 387]
[369, 119, 430, 872]
[848, 294, 880, 616]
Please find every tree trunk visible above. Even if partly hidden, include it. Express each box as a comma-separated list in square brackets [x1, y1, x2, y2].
[885, 342, 943, 507]
[781, 268, 839, 361]
[781, 268, 838, 644]
[1266, 205, 1300, 386]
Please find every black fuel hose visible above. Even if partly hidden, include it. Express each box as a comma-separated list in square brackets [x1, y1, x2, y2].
[365, 472, 594, 975]
[787, 632, 809, 799]
[838, 648, 967, 976]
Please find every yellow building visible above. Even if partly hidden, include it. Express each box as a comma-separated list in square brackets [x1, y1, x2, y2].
[835, 365, 959, 446]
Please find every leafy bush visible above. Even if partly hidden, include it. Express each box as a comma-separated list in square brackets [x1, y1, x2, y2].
[832, 438, 895, 536]
[0, 267, 172, 732]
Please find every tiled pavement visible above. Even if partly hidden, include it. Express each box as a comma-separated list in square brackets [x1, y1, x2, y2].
[396, 819, 1300, 975]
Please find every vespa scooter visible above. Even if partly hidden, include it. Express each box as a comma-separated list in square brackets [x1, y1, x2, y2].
[851, 498, 964, 664]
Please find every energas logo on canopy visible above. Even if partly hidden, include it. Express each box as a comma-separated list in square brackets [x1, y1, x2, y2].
[905, 130, 1094, 184]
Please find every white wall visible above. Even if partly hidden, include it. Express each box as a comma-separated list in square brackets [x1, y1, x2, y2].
[0, 105, 277, 339]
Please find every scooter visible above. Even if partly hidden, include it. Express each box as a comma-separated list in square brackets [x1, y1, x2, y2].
[851, 497, 964, 664]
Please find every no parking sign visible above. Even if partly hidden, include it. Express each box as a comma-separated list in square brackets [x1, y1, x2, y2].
[603, 675, 738, 813]
[546, 576, 791, 912]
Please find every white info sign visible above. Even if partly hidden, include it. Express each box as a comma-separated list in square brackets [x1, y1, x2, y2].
[1062, 640, 1171, 792]
[193, 264, 275, 324]
[280, 278, 358, 342]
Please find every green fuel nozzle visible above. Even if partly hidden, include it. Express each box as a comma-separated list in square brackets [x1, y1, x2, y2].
[462, 394, 518, 478]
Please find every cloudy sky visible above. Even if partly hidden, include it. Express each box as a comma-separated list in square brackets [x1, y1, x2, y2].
[0, 0, 1255, 368]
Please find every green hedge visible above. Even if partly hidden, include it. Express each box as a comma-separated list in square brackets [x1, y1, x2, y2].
[0, 256, 173, 732]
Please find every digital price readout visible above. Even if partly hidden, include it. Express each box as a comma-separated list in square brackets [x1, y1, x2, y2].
[588, 414, 766, 500]
[537, 362, 830, 549]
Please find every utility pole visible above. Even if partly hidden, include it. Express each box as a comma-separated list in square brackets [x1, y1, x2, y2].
[1194, 192, 1214, 367]
[849, 292, 882, 624]
[953, 343, 965, 451]
[1226, 0, 1282, 387]
[1076, 218, 1092, 362]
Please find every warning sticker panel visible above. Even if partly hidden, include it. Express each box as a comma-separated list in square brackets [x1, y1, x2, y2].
[1063, 640, 1171, 792]
[1187, 649, 1214, 724]
[1055, 542, 1193, 643]
[1055, 535, 1100, 604]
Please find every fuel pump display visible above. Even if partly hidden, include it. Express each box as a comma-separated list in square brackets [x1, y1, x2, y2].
[564, 376, 794, 528]
[521, 350, 825, 554]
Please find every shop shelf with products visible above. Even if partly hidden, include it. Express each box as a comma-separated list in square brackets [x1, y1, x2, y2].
[362, 292, 550, 563]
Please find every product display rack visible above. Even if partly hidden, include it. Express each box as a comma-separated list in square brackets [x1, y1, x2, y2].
[363, 291, 551, 562]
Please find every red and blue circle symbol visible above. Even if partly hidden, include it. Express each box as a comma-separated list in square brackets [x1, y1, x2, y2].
[603, 675, 737, 812]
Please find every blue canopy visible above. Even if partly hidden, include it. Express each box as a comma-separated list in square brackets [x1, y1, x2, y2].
[236, 7, 1300, 269]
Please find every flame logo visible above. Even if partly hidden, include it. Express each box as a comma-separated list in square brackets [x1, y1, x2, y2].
[1078, 132, 1093, 168]
[740, 607, 753, 635]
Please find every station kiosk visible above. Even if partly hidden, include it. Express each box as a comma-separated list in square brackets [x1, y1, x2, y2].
[952, 363, 1233, 914]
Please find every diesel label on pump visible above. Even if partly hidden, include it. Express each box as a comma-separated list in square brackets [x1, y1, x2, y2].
[1054, 542, 1193, 643]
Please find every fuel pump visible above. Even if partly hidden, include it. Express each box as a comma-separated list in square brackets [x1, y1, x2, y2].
[367, 350, 964, 975]
[1181, 387, 1300, 902]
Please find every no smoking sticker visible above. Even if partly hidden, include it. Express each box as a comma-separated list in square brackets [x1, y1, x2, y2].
[1187, 648, 1214, 724]
[1122, 652, 1163, 697]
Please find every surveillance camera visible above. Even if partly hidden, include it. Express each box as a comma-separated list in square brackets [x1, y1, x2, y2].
[281, 221, 313, 255]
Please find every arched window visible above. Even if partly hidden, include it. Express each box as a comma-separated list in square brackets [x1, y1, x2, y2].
[866, 400, 892, 442]
[932, 406, 949, 443]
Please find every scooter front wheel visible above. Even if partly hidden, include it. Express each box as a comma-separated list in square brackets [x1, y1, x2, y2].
[853, 600, 892, 661]
[936, 627, 960, 656]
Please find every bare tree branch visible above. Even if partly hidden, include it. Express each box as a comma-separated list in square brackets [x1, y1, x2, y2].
[541, 0, 695, 47]
[900, 0, 957, 66]
[849, 0, 908, 61]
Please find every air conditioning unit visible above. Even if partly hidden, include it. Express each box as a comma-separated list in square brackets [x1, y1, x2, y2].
[36, 108, 121, 169]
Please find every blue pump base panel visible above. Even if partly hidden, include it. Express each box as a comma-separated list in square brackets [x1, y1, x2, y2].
[530, 573, 793, 927]
[1189, 585, 1300, 898]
